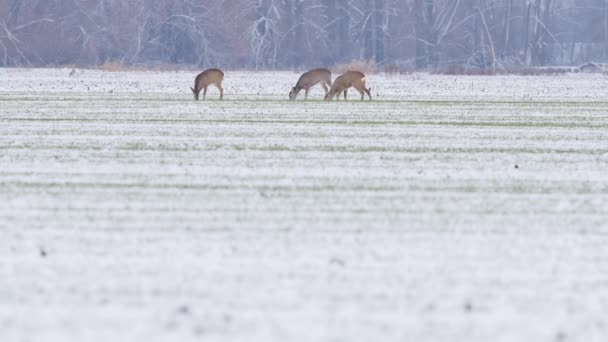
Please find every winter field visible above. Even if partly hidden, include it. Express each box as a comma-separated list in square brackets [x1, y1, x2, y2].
[1, 68, 608, 342]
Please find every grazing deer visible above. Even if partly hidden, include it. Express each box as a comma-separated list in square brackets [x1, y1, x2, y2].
[289, 68, 332, 101]
[191, 68, 224, 101]
[324, 71, 372, 101]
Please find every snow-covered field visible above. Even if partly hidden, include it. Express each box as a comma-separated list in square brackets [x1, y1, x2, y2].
[1, 68, 608, 342]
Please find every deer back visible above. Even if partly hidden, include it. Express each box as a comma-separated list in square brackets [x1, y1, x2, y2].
[332, 71, 364, 91]
[194, 68, 224, 91]
[342, 71, 365, 86]
[296, 68, 331, 89]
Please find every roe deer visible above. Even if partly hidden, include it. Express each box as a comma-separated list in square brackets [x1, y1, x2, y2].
[191, 68, 224, 101]
[289, 68, 332, 100]
[324, 71, 372, 101]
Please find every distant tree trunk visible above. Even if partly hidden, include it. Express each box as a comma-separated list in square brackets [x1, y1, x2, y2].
[362, 0, 386, 63]
[539, 0, 552, 65]
[284, 0, 295, 66]
[472, 5, 480, 65]
[328, 0, 350, 64]
[382, 0, 392, 64]
[372, 0, 386, 64]
[603, 0, 608, 61]
[523, 2, 532, 65]
[326, 0, 338, 64]
[363, 0, 374, 60]
[478, 0, 496, 70]
[531, 0, 541, 65]
[414, 0, 427, 68]
[425, 0, 438, 68]
[286, 0, 304, 68]
[339, 3, 350, 62]
[502, 0, 513, 56]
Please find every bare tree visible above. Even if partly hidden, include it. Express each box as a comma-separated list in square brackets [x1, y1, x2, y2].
[246, 0, 281, 69]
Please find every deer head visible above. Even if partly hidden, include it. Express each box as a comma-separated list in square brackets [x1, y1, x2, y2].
[289, 87, 300, 101]
[324, 89, 336, 101]
[190, 86, 200, 101]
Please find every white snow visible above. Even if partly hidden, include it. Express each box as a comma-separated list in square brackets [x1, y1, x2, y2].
[1, 68, 608, 342]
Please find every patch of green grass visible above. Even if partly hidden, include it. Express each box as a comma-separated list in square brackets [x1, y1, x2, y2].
[2, 179, 607, 195]
[2, 143, 607, 155]
[2, 116, 607, 129]
[4, 92, 608, 107]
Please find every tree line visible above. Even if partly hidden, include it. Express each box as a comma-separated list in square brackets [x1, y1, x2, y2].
[2, 0, 608, 70]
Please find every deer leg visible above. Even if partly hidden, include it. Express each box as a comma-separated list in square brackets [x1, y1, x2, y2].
[365, 87, 372, 101]
[203, 86, 208, 101]
[355, 85, 365, 100]
[304, 88, 309, 100]
[321, 83, 329, 96]
[216, 82, 224, 100]
[343, 89, 348, 101]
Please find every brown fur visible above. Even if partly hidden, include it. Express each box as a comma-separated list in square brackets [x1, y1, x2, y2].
[289, 68, 332, 101]
[324, 71, 372, 101]
[191, 68, 224, 101]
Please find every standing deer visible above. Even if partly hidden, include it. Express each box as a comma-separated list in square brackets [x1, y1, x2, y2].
[289, 68, 332, 101]
[191, 68, 224, 101]
[324, 71, 372, 101]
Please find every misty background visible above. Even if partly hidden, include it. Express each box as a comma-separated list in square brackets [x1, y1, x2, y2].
[1, 0, 608, 70]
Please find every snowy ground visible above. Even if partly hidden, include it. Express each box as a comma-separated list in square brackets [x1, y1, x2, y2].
[1, 68, 608, 342]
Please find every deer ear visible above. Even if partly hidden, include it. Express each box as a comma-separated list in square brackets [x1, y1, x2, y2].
[190, 86, 195, 93]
